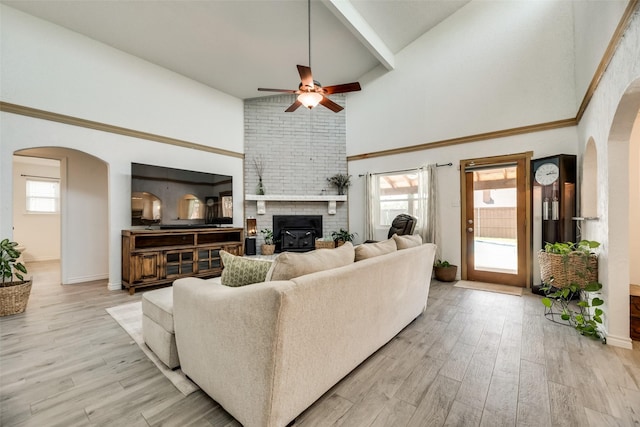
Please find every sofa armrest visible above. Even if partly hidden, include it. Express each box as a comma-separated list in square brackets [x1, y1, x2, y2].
[172, 277, 293, 427]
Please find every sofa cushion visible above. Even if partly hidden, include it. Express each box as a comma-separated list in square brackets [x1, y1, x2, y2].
[392, 233, 422, 249]
[142, 286, 175, 333]
[266, 242, 355, 281]
[220, 250, 273, 287]
[354, 238, 397, 261]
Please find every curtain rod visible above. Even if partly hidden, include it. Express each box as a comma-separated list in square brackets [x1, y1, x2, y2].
[358, 162, 452, 177]
[21, 174, 60, 180]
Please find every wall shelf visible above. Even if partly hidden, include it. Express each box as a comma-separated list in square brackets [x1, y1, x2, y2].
[245, 194, 347, 215]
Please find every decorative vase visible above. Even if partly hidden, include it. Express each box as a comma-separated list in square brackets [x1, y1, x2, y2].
[256, 178, 265, 195]
[338, 186, 345, 195]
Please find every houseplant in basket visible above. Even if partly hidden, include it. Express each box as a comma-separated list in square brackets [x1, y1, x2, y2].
[331, 228, 356, 246]
[539, 240, 605, 341]
[434, 260, 457, 282]
[260, 228, 276, 255]
[0, 238, 31, 316]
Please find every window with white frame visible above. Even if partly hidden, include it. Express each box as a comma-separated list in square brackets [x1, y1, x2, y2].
[377, 172, 419, 226]
[26, 179, 60, 213]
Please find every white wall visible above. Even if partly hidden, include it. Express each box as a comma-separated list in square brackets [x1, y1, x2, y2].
[348, 127, 577, 271]
[12, 156, 61, 262]
[630, 113, 640, 285]
[572, 1, 629, 108]
[576, 8, 640, 348]
[0, 5, 245, 289]
[346, 0, 577, 156]
[0, 5, 243, 153]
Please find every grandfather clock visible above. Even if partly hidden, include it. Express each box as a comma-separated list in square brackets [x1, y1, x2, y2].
[532, 154, 577, 247]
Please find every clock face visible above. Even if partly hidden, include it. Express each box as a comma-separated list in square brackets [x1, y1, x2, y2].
[535, 162, 560, 186]
[206, 198, 215, 207]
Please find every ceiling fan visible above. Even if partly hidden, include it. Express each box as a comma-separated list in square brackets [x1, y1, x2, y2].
[257, 0, 361, 113]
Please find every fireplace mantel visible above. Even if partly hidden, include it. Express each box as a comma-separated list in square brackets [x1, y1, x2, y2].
[245, 194, 347, 215]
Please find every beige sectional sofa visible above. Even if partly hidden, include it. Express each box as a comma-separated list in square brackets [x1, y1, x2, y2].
[173, 240, 436, 427]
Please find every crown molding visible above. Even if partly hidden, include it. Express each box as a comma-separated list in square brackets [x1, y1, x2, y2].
[0, 101, 245, 159]
[347, 118, 576, 161]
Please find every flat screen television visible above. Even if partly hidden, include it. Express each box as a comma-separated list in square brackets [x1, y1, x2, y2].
[131, 162, 233, 228]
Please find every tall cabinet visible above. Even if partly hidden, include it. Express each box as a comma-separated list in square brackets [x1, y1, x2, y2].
[531, 154, 576, 294]
[122, 228, 244, 294]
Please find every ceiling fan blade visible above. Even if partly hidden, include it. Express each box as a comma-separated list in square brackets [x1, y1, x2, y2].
[322, 82, 361, 95]
[285, 100, 303, 112]
[258, 88, 297, 93]
[319, 96, 344, 113]
[297, 65, 314, 89]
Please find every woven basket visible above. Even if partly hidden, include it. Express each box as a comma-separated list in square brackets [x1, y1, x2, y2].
[261, 244, 275, 255]
[315, 240, 336, 249]
[0, 280, 32, 316]
[538, 251, 598, 288]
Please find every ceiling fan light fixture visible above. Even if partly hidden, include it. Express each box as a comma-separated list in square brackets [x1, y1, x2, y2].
[297, 91, 323, 109]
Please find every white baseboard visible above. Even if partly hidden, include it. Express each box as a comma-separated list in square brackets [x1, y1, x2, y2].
[25, 256, 59, 263]
[63, 273, 109, 285]
[605, 334, 633, 349]
[108, 282, 122, 291]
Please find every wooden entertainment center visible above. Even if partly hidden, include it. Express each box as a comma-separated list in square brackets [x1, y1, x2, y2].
[121, 227, 244, 294]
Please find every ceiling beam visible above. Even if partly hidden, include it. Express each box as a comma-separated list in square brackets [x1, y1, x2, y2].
[322, 0, 395, 71]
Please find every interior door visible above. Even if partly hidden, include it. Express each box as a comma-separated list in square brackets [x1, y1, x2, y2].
[461, 154, 531, 287]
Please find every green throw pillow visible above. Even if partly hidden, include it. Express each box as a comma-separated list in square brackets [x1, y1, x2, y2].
[220, 250, 272, 287]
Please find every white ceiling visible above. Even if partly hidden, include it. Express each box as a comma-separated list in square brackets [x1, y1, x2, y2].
[2, 0, 470, 100]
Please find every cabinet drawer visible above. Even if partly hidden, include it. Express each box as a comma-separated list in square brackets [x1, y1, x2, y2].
[631, 296, 640, 317]
[631, 316, 640, 340]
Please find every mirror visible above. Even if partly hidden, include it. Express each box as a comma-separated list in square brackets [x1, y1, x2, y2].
[131, 191, 161, 225]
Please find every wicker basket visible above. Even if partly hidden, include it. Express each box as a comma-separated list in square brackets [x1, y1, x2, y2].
[261, 244, 275, 255]
[0, 280, 32, 316]
[538, 251, 598, 288]
[315, 240, 336, 249]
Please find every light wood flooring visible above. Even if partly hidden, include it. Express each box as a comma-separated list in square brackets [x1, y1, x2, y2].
[1, 261, 639, 426]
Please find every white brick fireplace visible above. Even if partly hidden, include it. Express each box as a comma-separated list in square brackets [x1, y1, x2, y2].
[244, 94, 349, 251]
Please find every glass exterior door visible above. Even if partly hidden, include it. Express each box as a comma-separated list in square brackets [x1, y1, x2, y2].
[462, 156, 530, 287]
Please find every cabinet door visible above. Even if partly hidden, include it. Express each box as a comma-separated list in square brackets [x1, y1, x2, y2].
[196, 247, 222, 274]
[164, 250, 195, 278]
[132, 253, 159, 283]
[222, 243, 243, 256]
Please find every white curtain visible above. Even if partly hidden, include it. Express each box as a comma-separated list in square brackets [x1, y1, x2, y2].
[364, 173, 379, 241]
[365, 164, 440, 247]
[417, 164, 439, 250]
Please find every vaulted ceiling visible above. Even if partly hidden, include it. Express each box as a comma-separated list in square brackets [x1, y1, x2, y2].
[2, 0, 471, 99]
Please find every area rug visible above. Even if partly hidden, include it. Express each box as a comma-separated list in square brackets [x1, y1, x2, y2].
[454, 280, 523, 296]
[106, 301, 199, 395]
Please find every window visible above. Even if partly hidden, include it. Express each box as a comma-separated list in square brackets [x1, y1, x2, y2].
[377, 173, 419, 226]
[26, 179, 60, 213]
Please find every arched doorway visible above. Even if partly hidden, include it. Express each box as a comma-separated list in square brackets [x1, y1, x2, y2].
[605, 78, 640, 345]
[13, 147, 109, 286]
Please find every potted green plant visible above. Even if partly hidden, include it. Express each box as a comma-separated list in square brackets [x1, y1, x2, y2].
[539, 240, 605, 342]
[0, 238, 31, 316]
[538, 240, 599, 290]
[327, 173, 352, 195]
[260, 228, 276, 255]
[434, 259, 457, 282]
[331, 228, 356, 246]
